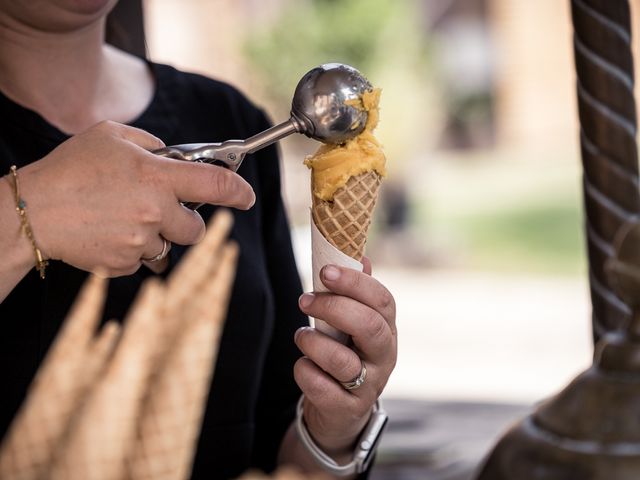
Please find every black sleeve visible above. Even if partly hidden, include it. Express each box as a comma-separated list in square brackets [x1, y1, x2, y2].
[250, 110, 308, 473]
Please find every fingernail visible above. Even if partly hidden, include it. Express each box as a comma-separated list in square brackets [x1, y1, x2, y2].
[323, 265, 341, 281]
[299, 292, 315, 309]
[294, 326, 309, 342]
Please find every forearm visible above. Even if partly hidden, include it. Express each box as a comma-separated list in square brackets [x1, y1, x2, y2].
[278, 421, 357, 480]
[0, 175, 38, 302]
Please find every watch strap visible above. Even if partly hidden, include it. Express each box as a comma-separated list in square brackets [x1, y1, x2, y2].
[294, 395, 388, 476]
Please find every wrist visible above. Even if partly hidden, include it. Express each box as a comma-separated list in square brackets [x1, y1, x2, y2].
[5, 165, 50, 278]
[306, 412, 369, 461]
[15, 163, 53, 260]
[295, 395, 388, 476]
[1, 174, 36, 273]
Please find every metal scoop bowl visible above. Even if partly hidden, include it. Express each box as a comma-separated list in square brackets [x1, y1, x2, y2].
[154, 63, 372, 174]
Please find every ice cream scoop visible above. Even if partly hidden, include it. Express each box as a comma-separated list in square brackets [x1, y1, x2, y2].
[154, 63, 372, 172]
[291, 62, 372, 144]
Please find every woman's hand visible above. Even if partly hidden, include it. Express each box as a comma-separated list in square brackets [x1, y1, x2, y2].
[15, 120, 255, 277]
[294, 259, 397, 460]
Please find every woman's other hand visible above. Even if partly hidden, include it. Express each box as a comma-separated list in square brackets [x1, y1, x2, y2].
[15, 120, 255, 277]
[294, 258, 397, 461]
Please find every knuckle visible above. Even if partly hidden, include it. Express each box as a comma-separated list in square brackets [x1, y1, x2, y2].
[345, 270, 362, 291]
[327, 347, 354, 379]
[354, 401, 372, 419]
[132, 150, 156, 177]
[106, 256, 132, 273]
[127, 230, 147, 249]
[390, 353, 398, 372]
[118, 262, 142, 277]
[108, 244, 139, 271]
[95, 119, 117, 133]
[137, 204, 163, 226]
[93, 120, 109, 130]
[294, 359, 324, 399]
[211, 168, 233, 197]
[373, 382, 386, 400]
[378, 288, 395, 314]
[306, 373, 326, 398]
[362, 310, 387, 342]
[113, 254, 135, 271]
[184, 214, 205, 244]
[322, 294, 340, 314]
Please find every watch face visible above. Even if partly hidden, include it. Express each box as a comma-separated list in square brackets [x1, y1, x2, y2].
[359, 411, 389, 471]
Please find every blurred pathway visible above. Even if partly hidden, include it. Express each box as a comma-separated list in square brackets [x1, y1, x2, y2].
[374, 268, 592, 403]
[371, 399, 531, 480]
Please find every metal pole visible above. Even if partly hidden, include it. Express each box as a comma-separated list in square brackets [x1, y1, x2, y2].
[572, 0, 640, 339]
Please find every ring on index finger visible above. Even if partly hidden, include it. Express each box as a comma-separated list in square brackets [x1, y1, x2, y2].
[340, 358, 367, 391]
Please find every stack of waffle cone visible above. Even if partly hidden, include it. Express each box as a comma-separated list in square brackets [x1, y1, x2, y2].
[311, 170, 382, 261]
[0, 210, 238, 480]
[0, 274, 120, 480]
[49, 279, 166, 480]
[127, 215, 237, 480]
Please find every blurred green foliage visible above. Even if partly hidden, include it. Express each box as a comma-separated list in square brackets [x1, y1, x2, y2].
[460, 199, 585, 274]
[420, 189, 586, 275]
[244, 0, 430, 108]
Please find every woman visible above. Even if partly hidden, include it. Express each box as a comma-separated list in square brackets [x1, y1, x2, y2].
[0, 1, 397, 479]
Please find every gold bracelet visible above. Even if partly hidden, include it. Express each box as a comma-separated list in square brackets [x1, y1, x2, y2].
[7, 165, 48, 279]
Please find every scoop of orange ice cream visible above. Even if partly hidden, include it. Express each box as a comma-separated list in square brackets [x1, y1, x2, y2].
[304, 88, 386, 201]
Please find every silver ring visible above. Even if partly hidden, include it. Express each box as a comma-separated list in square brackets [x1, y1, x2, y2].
[142, 237, 170, 262]
[340, 358, 367, 391]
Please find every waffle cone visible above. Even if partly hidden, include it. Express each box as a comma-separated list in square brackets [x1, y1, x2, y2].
[0, 275, 112, 480]
[311, 171, 382, 261]
[49, 280, 166, 480]
[165, 209, 233, 315]
[0, 211, 238, 480]
[127, 243, 238, 480]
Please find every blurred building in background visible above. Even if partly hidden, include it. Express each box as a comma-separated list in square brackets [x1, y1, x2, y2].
[490, 0, 576, 148]
[142, 0, 640, 406]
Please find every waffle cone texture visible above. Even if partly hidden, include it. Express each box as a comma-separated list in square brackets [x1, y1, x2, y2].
[311, 171, 382, 261]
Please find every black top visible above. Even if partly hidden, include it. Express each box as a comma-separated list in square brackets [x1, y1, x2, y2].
[0, 63, 307, 479]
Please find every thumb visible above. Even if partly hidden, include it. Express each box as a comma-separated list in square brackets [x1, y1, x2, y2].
[161, 158, 256, 210]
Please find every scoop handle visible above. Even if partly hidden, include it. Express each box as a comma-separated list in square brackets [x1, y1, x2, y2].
[241, 119, 299, 154]
[152, 120, 299, 210]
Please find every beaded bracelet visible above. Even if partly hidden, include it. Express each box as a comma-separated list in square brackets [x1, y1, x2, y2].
[8, 166, 48, 279]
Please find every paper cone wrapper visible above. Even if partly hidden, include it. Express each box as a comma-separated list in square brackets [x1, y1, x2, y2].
[311, 215, 362, 343]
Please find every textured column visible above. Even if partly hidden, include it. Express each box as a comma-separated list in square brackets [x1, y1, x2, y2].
[572, 0, 640, 338]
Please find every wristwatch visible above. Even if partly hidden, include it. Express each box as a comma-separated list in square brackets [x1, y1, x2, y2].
[295, 395, 388, 476]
